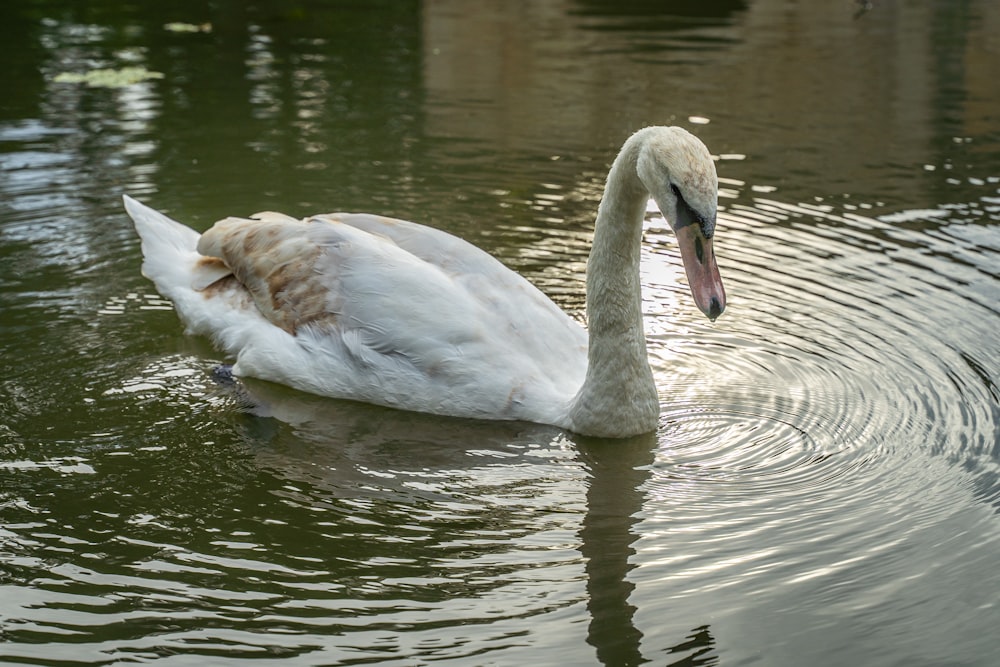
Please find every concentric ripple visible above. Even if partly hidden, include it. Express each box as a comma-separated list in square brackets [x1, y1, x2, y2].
[630, 194, 1000, 632]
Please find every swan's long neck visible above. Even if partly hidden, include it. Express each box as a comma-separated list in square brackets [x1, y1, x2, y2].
[567, 134, 659, 437]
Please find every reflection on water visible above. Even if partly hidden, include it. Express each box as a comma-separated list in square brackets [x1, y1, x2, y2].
[1, 0, 1000, 665]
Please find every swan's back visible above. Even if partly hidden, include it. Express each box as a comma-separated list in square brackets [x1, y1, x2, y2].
[124, 196, 587, 424]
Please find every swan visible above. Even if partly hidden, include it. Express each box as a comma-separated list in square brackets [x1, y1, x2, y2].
[124, 126, 726, 438]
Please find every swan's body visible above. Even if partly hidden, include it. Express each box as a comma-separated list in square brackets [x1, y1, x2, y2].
[125, 126, 725, 437]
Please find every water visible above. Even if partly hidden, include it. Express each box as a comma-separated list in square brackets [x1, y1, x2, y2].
[2, 1, 999, 665]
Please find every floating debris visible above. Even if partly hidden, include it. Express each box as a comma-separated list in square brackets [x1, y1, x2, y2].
[164, 22, 212, 33]
[53, 66, 164, 88]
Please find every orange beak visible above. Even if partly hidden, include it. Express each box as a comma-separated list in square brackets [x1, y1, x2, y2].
[675, 224, 726, 321]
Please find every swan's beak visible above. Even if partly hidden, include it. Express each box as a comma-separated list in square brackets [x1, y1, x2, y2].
[675, 224, 726, 321]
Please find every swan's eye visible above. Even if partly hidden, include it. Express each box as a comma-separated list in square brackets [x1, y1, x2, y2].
[670, 183, 682, 198]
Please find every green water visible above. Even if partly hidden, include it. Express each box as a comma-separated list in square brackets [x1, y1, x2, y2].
[2, 1, 999, 665]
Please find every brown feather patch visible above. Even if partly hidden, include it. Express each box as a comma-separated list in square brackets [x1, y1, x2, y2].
[198, 216, 337, 335]
[191, 256, 233, 291]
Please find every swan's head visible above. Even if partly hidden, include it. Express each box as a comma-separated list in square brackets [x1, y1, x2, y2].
[637, 126, 726, 321]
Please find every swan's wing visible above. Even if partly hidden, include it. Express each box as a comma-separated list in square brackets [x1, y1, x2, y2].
[196, 211, 495, 337]
[317, 212, 587, 349]
[317, 213, 500, 275]
[195, 212, 586, 384]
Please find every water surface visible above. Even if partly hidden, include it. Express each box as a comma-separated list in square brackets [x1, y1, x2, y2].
[1, 1, 999, 665]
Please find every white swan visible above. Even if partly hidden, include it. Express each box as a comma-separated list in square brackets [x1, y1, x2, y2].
[124, 126, 725, 438]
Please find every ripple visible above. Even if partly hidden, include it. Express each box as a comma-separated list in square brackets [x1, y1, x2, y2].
[630, 193, 1000, 625]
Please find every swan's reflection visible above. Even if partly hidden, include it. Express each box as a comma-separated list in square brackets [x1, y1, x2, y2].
[223, 377, 717, 664]
[221, 376, 570, 500]
[576, 435, 718, 666]
[576, 434, 654, 665]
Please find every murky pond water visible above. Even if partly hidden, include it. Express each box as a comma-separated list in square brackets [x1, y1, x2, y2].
[2, 1, 999, 665]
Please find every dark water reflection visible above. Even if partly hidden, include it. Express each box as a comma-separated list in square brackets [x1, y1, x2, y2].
[2, 1, 1000, 665]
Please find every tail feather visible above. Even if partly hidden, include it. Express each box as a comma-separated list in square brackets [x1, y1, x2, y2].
[124, 195, 199, 254]
[123, 195, 203, 298]
[124, 195, 264, 355]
